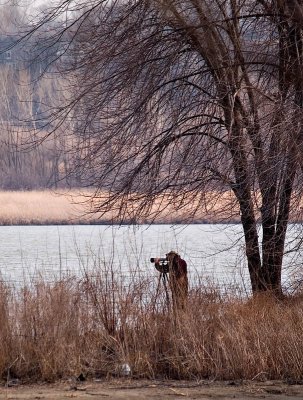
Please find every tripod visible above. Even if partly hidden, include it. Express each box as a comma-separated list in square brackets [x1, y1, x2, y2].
[155, 271, 170, 310]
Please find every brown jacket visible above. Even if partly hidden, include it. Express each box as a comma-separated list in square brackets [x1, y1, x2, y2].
[167, 254, 188, 311]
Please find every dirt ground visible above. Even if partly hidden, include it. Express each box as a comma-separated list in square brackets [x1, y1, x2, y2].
[1, 379, 303, 400]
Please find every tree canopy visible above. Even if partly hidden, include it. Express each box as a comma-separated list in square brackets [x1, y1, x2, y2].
[25, 0, 303, 295]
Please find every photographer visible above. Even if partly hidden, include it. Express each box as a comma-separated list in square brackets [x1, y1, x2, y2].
[153, 251, 188, 312]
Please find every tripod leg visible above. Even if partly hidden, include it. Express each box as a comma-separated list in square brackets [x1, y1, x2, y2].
[162, 273, 170, 310]
[153, 272, 163, 313]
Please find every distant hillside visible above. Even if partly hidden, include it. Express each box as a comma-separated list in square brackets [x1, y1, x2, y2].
[0, 34, 80, 190]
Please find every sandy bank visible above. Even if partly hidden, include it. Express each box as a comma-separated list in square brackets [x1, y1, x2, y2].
[1, 379, 303, 399]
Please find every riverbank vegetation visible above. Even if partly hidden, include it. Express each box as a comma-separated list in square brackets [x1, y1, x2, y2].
[3, 189, 303, 225]
[0, 190, 92, 225]
[1, 268, 303, 383]
[0, 189, 241, 225]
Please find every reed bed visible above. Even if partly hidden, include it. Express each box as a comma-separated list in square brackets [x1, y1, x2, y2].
[1, 266, 303, 383]
[1, 189, 303, 225]
[0, 190, 239, 224]
[0, 190, 87, 225]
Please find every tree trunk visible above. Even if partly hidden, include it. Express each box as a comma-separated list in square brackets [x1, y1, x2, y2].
[229, 122, 265, 293]
[261, 148, 297, 296]
[239, 202, 265, 293]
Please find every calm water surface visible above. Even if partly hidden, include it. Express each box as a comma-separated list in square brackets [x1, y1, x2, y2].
[0, 224, 300, 289]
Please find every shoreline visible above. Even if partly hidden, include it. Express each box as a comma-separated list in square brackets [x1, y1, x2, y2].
[0, 219, 242, 226]
[1, 379, 302, 399]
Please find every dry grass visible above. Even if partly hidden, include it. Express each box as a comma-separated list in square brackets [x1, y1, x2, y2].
[0, 190, 239, 225]
[1, 267, 303, 383]
[0, 188, 302, 224]
[0, 190, 97, 225]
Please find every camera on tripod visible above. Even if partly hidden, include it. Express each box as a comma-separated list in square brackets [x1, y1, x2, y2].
[150, 257, 169, 273]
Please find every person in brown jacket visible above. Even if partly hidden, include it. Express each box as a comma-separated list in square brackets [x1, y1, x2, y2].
[155, 251, 188, 312]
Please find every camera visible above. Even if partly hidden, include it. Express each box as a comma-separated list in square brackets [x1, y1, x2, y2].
[150, 257, 169, 273]
[150, 258, 167, 263]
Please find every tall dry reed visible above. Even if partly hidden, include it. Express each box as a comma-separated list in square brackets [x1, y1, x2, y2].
[0, 190, 239, 224]
[1, 268, 303, 383]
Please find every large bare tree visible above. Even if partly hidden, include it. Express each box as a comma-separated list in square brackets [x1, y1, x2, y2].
[25, 0, 303, 295]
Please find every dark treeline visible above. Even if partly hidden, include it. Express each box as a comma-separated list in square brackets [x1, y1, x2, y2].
[0, 5, 81, 190]
[0, 2, 82, 190]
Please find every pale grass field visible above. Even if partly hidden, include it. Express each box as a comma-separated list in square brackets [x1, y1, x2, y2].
[1, 189, 301, 225]
[0, 190, 92, 225]
[0, 189, 240, 224]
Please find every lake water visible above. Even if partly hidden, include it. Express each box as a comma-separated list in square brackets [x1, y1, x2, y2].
[0, 224, 301, 291]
